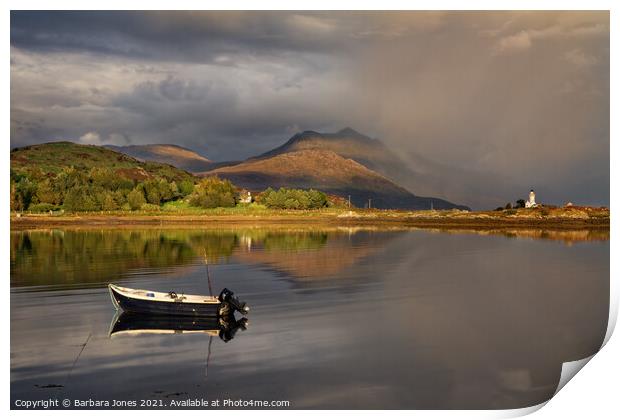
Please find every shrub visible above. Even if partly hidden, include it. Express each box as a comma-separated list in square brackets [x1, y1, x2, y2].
[169, 181, 180, 199]
[307, 189, 328, 208]
[89, 167, 117, 190]
[12, 178, 38, 211]
[28, 203, 58, 213]
[178, 179, 194, 196]
[140, 203, 160, 211]
[35, 179, 62, 205]
[189, 177, 236, 208]
[143, 180, 161, 204]
[8, 162, 192, 212]
[258, 187, 328, 210]
[127, 188, 146, 210]
[63, 186, 99, 211]
[157, 179, 174, 202]
[99, 192, 119, 211]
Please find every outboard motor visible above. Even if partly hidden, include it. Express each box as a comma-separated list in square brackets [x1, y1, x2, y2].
[218, 288, 250, 315]
[219, 317, 249, 342]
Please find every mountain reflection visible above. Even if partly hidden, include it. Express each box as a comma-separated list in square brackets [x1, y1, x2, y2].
[10, 227, 608, 289]
[234, 232, 392, 279]
[10, 228, 389, 288]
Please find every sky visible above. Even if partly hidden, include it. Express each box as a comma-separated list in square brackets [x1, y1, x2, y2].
[10, 11, 609, 208]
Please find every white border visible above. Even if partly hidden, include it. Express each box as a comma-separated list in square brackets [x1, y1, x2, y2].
[3, 1, 616, 419]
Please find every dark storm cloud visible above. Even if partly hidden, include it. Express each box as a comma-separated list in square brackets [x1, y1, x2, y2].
[10, 11, 375, 62]
[10, 11, 609, 208]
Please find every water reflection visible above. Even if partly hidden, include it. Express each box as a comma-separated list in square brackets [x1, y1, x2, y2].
[10, 227, 609, 409]
[109, 312, 249, 342]
[10, 230, 196, 288]
[424, 227, 609, 245]
[11, 227, 609, 289]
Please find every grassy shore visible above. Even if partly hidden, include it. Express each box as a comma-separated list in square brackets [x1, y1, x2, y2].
[10, 205, 609, 230]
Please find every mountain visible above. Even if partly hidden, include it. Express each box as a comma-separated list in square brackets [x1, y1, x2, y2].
[11, 141, 194, 182]
[255, 127, 421, 184]
[204, 148, 467, 210]
[257, 128, 380, 160]
[105, 144, 212, 173]
[253, 128, 476, 205]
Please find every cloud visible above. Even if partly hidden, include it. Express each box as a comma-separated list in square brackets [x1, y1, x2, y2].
[564, 49, 599, 68]
[495, 30, 532, 52]
[571, 22, 608, 36]
[493, 21, 608, 54]
[10, 11, 609, 209]
[79, 131, 129, 146]
[79, 131, 101, 144]
[287, 14, 335, 34]
[494, 26, 565, 53]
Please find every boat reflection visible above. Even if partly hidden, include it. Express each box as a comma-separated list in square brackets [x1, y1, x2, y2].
[108, 311, 249, 342]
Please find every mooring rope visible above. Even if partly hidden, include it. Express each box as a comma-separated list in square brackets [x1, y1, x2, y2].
[204, 335, 213, 379]
[203, 248, 213, 296]
[65, 332, 92, 387]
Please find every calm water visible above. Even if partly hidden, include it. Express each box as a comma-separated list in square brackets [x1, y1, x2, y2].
[10, 227, 609, 409]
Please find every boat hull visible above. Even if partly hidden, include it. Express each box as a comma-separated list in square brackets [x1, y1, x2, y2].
[108, 311, 248, 341]
[110, 312, 224, 335]
[109, 286, 228, 317]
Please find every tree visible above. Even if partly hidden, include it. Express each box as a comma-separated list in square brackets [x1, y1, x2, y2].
[63, 186, 98, 211]
[505, 202, 512, 210]
[89, 167, 117, 190]
[157, 178, 174, 202]
[178, 179, 194, 196]
[12, 178, 38, 211]
[100, 191, 118, 211]
[143, 180, 161, 205]
[308, 189, 328, 208]
[127, 188, 146, 210]
[113, 190, 128, 208]
[35, 178, 62, 205]
[189, 176, 236, 208]
[515, 199, 526, 208]
[258, 187, 329, 210]
[169, 181, 180, 199]
[55, 167, 86, 191]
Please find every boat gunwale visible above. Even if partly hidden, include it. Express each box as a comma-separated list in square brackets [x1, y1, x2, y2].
[108, 284, 220, 305]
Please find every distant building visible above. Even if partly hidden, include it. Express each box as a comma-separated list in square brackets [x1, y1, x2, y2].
[525, 189, 538, 208]
[238, 189, 252, 204]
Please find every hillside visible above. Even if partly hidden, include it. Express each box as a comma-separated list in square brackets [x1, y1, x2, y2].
[255, 128, 422, 186]
[105, 144, 212, 173]
[257, 128, 381, 160]
[11, 141, 195, 182]
[252, 128, 473, 208]
[205, 149, 467, 210]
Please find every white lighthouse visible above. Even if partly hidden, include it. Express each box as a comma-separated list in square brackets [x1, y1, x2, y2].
[525, 189, 537, 208]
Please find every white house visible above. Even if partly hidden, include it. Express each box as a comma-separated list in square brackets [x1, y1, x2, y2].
[238, 190, 252, 204]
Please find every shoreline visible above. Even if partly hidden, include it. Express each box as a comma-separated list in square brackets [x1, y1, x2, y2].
[10, 208, 609, 231]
